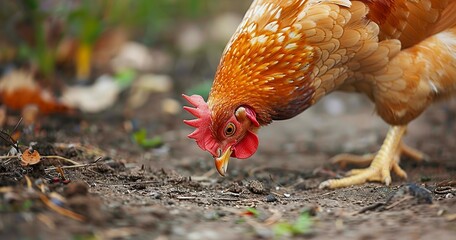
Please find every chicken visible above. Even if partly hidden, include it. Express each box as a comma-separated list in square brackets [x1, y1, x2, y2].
[183, 0, 456, 188]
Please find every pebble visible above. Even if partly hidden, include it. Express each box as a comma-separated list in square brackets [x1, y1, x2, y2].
[265, 194, 277, 202]
[248, 180, 265, 194]
[149, 192, 162, 199]
[227, 182, 243, 193]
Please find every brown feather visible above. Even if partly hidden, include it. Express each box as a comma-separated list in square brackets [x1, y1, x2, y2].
[208, 0, 456, 135]
[360, 0, 455, 48]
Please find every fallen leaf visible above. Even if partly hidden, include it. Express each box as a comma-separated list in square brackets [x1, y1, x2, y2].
[132, 129, 163, 149]
[20, 149, 41, 166]
[61, 75, 120, 113]
[0, 70, 71, 114]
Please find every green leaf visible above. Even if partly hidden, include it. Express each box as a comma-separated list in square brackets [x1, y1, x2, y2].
[139, 136, 163, 149]
[273, 222, 294, 237]
[292, 213, 312, 234]
[273, 212, 312, 237]
[132, 129, 147, 143]
[245, 207, 260, 218]
[132, 129, 163, 149]
[114, 68, 136, 89]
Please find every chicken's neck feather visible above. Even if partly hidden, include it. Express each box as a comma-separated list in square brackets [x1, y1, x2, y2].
[209, 0, 382, 126]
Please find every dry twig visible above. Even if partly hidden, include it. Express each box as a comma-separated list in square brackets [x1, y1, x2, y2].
[39, 193, 85, 222]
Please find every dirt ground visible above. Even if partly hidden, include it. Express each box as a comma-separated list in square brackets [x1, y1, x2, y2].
[0, 93, 455, 240]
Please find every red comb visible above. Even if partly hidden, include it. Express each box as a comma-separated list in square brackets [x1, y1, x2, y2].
[182, 94, 215, 152]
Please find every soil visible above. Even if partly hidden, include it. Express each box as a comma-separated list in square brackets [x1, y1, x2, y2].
[0, 93, 455, 240]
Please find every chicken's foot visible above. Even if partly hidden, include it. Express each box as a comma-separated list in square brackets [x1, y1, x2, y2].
[319, 125, 417, 189]
[331, 141, 428, 168]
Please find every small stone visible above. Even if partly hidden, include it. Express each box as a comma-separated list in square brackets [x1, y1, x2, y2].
[150, 192, 162, 199]
[248, 180, 265, 194]
[132, 183, 146, 190]
[227, 182, 243, 193]
[265, 194, 277, 202]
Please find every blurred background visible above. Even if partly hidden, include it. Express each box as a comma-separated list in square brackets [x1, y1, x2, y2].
[0, 0, 383, 158]
[2, 0, 453, 153]
[1, 3, 455, 239]
[0, 0, 256, 144]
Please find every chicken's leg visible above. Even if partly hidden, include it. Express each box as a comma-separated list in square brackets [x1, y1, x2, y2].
[330, 141, 427, 168]
[319, 125, 411, 189]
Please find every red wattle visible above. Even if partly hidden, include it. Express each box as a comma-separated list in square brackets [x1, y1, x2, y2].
[232, 130, 259, 159]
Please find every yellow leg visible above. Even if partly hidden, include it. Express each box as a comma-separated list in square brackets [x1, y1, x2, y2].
[319, 125, 410, 189]
[331, 142, 428, 168]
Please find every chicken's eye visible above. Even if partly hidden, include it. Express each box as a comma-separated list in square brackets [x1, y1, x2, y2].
[224, 122, 236, 137]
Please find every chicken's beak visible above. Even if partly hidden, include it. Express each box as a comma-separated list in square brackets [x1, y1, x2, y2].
[215, 147, 232, 176]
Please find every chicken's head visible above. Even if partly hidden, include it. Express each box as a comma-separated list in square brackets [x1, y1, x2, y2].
[183, 94, 259, 176]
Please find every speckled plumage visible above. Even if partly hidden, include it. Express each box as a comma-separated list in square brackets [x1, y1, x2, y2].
[184, 0, 456, 185]
[208, 0, 456, 129]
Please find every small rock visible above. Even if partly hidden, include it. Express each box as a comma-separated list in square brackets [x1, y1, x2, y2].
[265, 194, 277, 202]
[131, 183, 146, 190]
[149, 192, 162, 199]
[227, 182, 243, 193]
[405, 183, 433, 204]
[248, 180, 265, 194]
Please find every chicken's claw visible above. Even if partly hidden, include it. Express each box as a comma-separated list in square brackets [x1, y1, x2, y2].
[320, 125, 411, 189]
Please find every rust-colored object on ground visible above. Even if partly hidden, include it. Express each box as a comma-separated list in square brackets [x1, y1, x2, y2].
[20, 149, 41, 166]
[0, 70, 71, 114]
